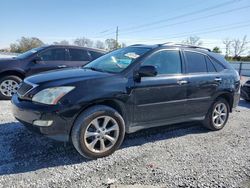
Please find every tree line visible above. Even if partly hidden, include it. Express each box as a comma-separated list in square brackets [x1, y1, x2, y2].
[182, 35, 250, 61]
[2, 37, 126, 53]
[1, 35, 249, 62]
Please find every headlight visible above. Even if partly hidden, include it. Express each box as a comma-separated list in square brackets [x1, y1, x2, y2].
[32, 86, 75, 105]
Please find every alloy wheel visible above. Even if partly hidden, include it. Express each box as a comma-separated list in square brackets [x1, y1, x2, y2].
[84, 115, 119, 153]
[212, 103, 228, 128]
[0, 79, 19, 97]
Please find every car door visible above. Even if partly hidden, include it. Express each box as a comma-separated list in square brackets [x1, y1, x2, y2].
[26, 47, 67, 76]
[68, 48, 91, 67]
[132, 49, 188, 124]
[183, 50, 222, 116]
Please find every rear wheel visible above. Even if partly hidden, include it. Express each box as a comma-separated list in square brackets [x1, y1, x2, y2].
[71, 105, 125, 159]
[0, 75, 22, 100]
[203, 98, 229, 131]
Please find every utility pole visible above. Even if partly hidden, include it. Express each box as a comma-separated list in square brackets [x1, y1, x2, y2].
[115, 26, 119, 49]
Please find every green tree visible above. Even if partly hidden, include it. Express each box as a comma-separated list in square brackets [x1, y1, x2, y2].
[212, 46, 222, 53]
[10, 37, 44, 53]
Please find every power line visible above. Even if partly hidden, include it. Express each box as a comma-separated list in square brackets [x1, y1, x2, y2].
[120, 0, 242, 32]
[93, 0, 205, 38]
[94, 0, 243, 38]
[128, 21, 250, 43]
[159, 20, 250, 39]
[170, 22, 250, 39]
[99, 28, 114, 34]
[120, 5, 250, 36]
[94, 30, 116, 38]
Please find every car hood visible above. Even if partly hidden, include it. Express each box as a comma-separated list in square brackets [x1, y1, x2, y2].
[25, 68, 113, 85]
[0, 57, 18, 64]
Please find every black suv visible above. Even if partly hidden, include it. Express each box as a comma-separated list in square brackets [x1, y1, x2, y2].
[0, 45, 105, 99]
[12, 44, 240, 159]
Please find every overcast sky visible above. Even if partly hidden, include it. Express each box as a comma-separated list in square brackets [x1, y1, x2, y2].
[0, 0, 250, 52]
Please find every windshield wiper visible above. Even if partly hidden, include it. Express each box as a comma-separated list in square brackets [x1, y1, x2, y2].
[83, 67, 105, 72]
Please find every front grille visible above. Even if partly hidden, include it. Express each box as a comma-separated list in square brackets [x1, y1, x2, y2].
[17, 82, 34, 96]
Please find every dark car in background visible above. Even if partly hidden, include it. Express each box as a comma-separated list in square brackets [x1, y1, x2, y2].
[0, 45, 106, 99]
[241, 80, 250, 101]
[12, 44, 240, 159]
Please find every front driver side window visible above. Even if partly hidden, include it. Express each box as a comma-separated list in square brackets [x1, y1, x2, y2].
[142, 50, 182, 75]
[39, 48, 65, 61]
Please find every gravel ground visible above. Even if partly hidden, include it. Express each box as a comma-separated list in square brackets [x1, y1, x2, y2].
[0, 100, 250, 188]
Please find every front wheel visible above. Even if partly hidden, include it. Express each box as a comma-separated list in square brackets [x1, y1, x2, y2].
[0, 75, 22, 100]
[71, 105, 125, 159]
[202, 98, 230, 131]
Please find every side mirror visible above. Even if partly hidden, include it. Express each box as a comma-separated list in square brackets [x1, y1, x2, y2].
[33, 56, 42, 63]
[138, 65, 157, 77]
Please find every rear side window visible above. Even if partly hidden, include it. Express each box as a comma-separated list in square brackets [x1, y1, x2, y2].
[185, 51, 207, 73]
[210, 58, 225, 72]
[89, 51, 104, 60]
[39, 48, 66, 61]
[69, 49, 90, 61]
[205, 57, 216, 72]
[142, 50, 182, 75]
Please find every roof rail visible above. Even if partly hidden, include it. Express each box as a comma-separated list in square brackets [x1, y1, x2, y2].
[158, 42, 211, 52]
[129, 44, 145, 46]
[158, 42, 176, 46]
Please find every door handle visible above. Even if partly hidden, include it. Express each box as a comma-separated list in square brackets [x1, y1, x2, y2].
[57, 65, 67, 68]
[177, 80, 188, 85]
[214, 77, 222, 82]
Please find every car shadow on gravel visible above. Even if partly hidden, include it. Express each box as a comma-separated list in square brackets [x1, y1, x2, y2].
[122, 122, 208, 148]
[0, 122, 88, 176]
[0, 121, 208, 176]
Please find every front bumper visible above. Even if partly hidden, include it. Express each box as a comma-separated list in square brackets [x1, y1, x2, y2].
[11, 94, 73, 142]
[233, 92, 240, 109]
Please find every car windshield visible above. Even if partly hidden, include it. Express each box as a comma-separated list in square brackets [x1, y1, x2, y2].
[16, 46, 46, 59]
[84, 47, 150, 73]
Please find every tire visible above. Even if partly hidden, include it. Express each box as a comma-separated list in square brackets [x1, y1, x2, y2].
[202, 97, 230, 131]
[0, 75, 22, 100]
[71, 105, 125, 159]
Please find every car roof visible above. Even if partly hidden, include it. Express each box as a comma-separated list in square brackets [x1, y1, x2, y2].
[42, 44, 107, 53]
[130, 43, 211, 52]
[129, 44, 160, 49]
[128, 43, 232, 69]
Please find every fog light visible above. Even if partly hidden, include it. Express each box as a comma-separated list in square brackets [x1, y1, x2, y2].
[33, 120, 53, 127]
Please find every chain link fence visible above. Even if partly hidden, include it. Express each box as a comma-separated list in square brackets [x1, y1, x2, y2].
[230, 62, 250, 77]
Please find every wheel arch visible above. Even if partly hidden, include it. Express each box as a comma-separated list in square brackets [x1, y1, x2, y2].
[213, 92, 234, 112]
[90, 99, 127, 122]
[70, 98, 128, 137]
[0, 70, 25, 80]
